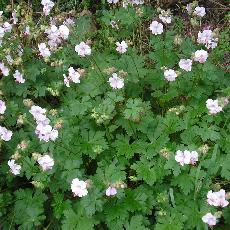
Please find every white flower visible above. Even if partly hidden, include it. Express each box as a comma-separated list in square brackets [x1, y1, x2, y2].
[71, 178, 88, 197]
[38, 43, 51, 58]
[68, 67, 81, 83]
[3, 22, 12, 33]
[108, 73, 124, 89]
[63, 67, 81, 87]
[0, 62, 9, 76]
[194, 6, 206, 17]
[206, 99, 222, 115]
[194, 50, 208, 63]
[8, 159, 21, 175]
[116, 41, 128, 54]
[75, 42, 91, 57]
[37, 154, 54, 171]
[59, 25, 69, 40]
[164, 69, 177, 82]
[179, 59, 192, 72]
[13, 70, 25, 83]
[207, 189, 229, 207]
[41, 0, 54, 16]
[0, 26, 5, 38]
[159, 10, 172, 24]
[45, 25, 61, 48]
[107, 0, 119, 3]
[106, 186, 117, 196]
[197, 30, 212, 44]
[186, 3, 193, 14]
[0, 126, 13, 141]
[0, 100, 6, 114]
[202, 213, 217, 226]
[149, 21, 163, 35]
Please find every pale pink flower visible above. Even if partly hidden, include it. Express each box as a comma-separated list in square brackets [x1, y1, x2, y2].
[164, 69, 177, 82]
[75, 42, 91, 57]
[0, 62, 9, 76]
[13, 70, 25, 83]
[37, 154, 54, 171]
[59, 25, 69, 40]
[0, 100, 6, 114]
[71, 178, 88, 197]
[194, 50, 208, 63]
[175, 150, 191, 166]
[0, 126, 13, 141]
[108, 73, 124, 89]
[202, 213, 217, 226]
[38, 43, 51, 58]
[207, 189, 229, 207]
[179, 59, 192, 72]
[106, 186, 117, 196]
[41, 0, 54, 16]
[116, 41, 128, 54]
[190, 151, 198, 165]
[8, 159, 21, 175]
[149, 21, 163, 35]
[206, 99, 222, 115]
[194, 6, 206, 17]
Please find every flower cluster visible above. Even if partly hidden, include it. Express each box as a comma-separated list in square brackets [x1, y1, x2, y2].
[197, 29, 218, 49]
[45, 24, 70, 49]
[202, 189, 229, 226]
[63, 67, 81, 87]
[158, 9, 172, 24]
[186, 4, 206, 18]
[175, 150, 198, 166]
[29, 105, 58, 142]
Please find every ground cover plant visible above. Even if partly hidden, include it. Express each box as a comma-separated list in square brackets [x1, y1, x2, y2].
[0, 0, 230, 229]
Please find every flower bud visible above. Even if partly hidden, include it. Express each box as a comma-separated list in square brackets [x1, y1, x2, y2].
[23, 99, 34, 108]
[31, 181, 44, 189]
[32, 152, 42, 161]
